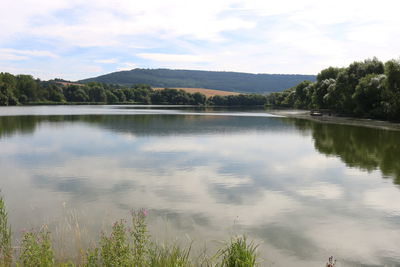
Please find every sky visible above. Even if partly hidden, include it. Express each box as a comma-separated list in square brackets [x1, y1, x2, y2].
[1, 0, 400, 81]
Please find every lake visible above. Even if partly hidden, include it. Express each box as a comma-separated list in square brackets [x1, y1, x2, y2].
[0, 105, 399, 266]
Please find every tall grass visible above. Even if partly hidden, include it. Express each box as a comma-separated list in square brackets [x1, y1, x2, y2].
[0, 196, 259, 267]
[217, 236, 259, 267]
[147, 242, 192, 267]
[0, 197, 11, 266]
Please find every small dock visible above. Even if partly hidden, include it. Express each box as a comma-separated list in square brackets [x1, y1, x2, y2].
[310, 110, 323, 116]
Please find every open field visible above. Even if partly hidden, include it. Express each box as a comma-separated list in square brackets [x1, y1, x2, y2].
[152, 87, 241, 97]
[54, 83, 241, 98]
[55, 81, 83, 86]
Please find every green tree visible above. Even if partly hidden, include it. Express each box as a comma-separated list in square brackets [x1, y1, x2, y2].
[122, 89, 135, 102]
[0, 73, 17, 99]
[382, 59, 400, 119]
[208, 95, 226, 106]
[134, 88, 152, 104]
[73, 88, 89, 102]
[88, 86, 106, 102]
[353, 74, 385, 117]
[385, 59, 400, 93]
[312, 79, 335, 109]
[112, 89, 127, 102]
[293, 81, 312, 108]
[16, 75, 38, 102]
[50, 87, 65, 102]
[192, 92, 206, 105]
[106, 91, 119, 103]
[316, 67, 341, 83]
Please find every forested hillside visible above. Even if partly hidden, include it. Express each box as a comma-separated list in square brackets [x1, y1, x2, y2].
[79, 69, 316, 93]
[267, 57, 400, 121]
[0, 73, 267, 106]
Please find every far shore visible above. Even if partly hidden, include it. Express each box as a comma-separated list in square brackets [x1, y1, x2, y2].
[268, 109, 400, 131]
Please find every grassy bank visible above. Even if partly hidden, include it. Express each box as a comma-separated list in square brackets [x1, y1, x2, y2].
[268, 109, 400, 131]
[0, 197, 259, 267]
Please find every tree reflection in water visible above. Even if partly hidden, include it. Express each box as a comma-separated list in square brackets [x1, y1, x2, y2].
[289, 118, 400, 184]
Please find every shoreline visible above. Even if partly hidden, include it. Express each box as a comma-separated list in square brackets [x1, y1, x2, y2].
[268, 109, 400, 131]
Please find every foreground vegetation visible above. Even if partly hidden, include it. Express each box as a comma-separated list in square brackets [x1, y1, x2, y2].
[267, 57, 400, 121]
[0, 197, 258, 267]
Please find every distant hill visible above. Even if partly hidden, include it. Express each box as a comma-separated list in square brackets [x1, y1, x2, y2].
[78, 69, 316, 94]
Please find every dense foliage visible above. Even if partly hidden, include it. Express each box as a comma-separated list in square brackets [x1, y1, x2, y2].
[267, 57, 400, 121]
[0, 74, 205, 105]
[78, 68, 316, 93]
[0, 73, 268, 106]
[208, 94, 267, 106]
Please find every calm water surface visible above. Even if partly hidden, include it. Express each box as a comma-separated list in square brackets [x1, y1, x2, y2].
[0, 105, 399, 266]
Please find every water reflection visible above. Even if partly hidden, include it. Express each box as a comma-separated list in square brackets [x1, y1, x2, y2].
[0, 114, 286, 138]
[288, 118, 400, 184]
[0, 107, 400, 266]
[2, 114, 399, 185]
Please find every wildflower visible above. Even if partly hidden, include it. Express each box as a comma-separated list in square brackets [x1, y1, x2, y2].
[326, 256, 336, 267]
[142, 209, 148, 217]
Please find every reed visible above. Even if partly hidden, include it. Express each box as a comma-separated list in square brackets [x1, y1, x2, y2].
[216, 236, 258, 267]
[0, 197, 11, 267]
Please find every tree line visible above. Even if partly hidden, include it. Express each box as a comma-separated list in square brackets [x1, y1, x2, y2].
[4, 56, 399, 119]
[267, 57, 400, 121]
[0, 73, 266, 106]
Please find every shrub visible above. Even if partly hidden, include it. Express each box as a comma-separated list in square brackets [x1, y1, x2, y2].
[18, 229, 54, 267]
[99, 220, 131, 267]
[217, 236, 258, 267]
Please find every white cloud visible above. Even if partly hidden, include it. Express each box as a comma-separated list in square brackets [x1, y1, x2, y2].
[142, 142, 208, 153]
[0, 60, 104, 80]
[2, 0, 400, 79]
[10, 0, 254, 48]
[137, 53, 212, 63]
[364, 187, 400, 215]
[0, 53, 27, 61]
[94, 58, 118, 64]
[116, 62, 137, 71]
[0, 0, 72, 41]
[297, 182, 343, 200]
[0, 48, 58, 61]
[306, 216, 400, 265]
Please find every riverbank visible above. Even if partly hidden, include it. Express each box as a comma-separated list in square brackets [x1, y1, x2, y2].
[268, 109, 400, 131]
[0, 197, 259, 267]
